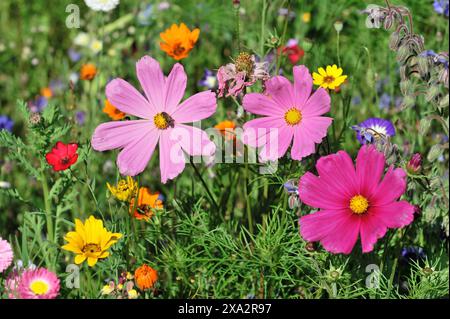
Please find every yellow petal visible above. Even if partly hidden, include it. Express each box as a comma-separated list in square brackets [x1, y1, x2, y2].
[75, 254, 87, 264]
[62, 243, 82, 254]
[326, 65, 333, 74]
[87, 257, 98, 267]
[318, 67, 327, 77]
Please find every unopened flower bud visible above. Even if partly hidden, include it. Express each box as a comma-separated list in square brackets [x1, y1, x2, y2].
[334, 20, 343, 33]
[406, 153, 422, 174]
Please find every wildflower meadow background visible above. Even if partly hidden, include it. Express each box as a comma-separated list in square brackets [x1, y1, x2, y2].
[0, 0, 449, 300]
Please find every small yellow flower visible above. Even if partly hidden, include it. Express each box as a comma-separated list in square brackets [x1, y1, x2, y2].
[62, 215, 122, 267]
[117, 284, 123, 291]
[101, 283, 114, 295]
[107, 176, 137, 202]
[312, 64, 348, 90]
[128, 289, 138, 299]
[302, 12, 311, 23]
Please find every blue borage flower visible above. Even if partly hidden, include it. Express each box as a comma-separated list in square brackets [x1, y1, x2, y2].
[0, 115, 14, 132]
[352, 117, 395, 144]
[198, 69, 217, 89]
[433, 0, 449, 16]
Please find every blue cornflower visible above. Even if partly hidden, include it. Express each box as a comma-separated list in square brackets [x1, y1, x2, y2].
[352, 117, 395, 144]
[400, 247, 426, 265]
[433, 0, 449, 16]
[28, 96, 48, 113]
[0, 115, 14, 132]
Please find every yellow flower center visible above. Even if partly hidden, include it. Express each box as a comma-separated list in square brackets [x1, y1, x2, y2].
[284, 108, 302, 126]
[323, 75, 335, 84]
[235, 52, 254, 74]
[30, 280, 49, 295]
[82, 243, 102, 257]
[349, 195, 369, 214]
[153, 112, 173, 130]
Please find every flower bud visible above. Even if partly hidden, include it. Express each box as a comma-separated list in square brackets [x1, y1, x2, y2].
[406, 153, 422, 174]
[334, 20, 343, 33]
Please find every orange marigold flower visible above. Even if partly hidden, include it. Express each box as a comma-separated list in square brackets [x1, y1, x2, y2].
[160, 23, 200, 60]
[129, 187, 163, 221]
[134, 264, 158, 290]
[214, 120, 236, 141]
[40, 87, 53, 98]
[103, 99, 126, 120]
[80, 63, 97, 81]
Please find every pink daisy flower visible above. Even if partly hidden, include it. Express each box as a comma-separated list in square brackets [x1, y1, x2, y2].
[91, 55, 217, 183]
[242, 65, 332, 161]
[0, 237, 13, 273]
[17, 267, 60, 299]
[299, 145, 415, 254]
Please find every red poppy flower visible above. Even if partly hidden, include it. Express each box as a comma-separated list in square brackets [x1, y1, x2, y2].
[45, 142, 78, 171]
[280, 44, 305, 64]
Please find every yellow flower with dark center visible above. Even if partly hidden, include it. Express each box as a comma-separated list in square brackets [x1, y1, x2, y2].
[312, 64, 347, 90]
[160, 23, 200, 60]
[62, 216, 122, 267]
[107, 176, 137, 202]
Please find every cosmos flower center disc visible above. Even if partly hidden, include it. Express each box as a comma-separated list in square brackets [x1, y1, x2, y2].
[349, 195, 369, 214]
[153, 112, 174, 130]
[284, 108, 302, 126]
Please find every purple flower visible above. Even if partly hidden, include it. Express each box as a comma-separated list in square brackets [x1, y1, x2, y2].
[49, 78, 66, 93]
[28, 96, 48, 113]
[68, 48, 81, 62]
[352, 117, 395, 144]
[379, 93, 391, 110]
[0, 115, 14, 132]
[75, 111, 86, 126]
[407, 153, 422, 174]
[433, 0, 449, 16]
[198, 68, 217, 89]
[400, 247, 426, 266]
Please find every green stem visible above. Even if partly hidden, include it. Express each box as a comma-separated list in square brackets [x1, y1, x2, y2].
[235, 3, 241, 52]
[189, 158, 219, 211]
[244, 162, 254, 236]
[336, 31, 341, 68]
[41, 171, 54, 243]
[260, 0, 267, 57]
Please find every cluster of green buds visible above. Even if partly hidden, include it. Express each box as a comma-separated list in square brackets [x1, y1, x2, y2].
[362, 1, 449, 112]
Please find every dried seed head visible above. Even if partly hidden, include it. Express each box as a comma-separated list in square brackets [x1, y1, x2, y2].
[235, 52, 254, 75]
[29, 113, 41, 126]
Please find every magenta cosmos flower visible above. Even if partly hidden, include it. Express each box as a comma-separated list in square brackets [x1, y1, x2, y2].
[91, 55, 217, 183]
[0, 237, 14, 273]
[299, 145, 415, 254]
[17, 267, 60, 299]
[242, 65, 332, 161]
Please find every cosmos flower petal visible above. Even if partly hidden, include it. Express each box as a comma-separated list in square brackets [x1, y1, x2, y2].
[356, 145, 385, 195]
[243, 93, 286, 116]
[302, 87, 331, 117]
[315, 150, 359, 198]
[136, 55, 165, 112]
[173, 124, 216, 157]
[299, 209, 360, 254]
[291, 125, 317, 160]
[164, 63, 187, 114]
[298, 172, 349, 209]
[242, 117, 285, 148]
[91, 120, 153, 152]
[258, 125, 294, 161]
[171, 91, 217, 123]
[359, 214, 388, 253]
[372, 201, 415, 228]
[106, 78, 156, 119]
[264, 76, 295, 109]
[371, 166, 407, 205]
[293, 65, 313, 107]
[116, 126, 160, 176]
[159, 131, 186, 184]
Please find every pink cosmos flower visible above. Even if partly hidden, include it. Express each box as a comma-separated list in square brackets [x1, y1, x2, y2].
[17, 267, 60, 299]
[0, 237, 13, 273]
[91, 55, 217, 183]
[242, 65, 332, 161]
[299, 145, 415, 254]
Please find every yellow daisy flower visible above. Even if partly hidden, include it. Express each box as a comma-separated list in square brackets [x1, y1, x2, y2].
[312, 64, 347, 90]
[107, 176, 137, 202]
[62, 216, 122, 267]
